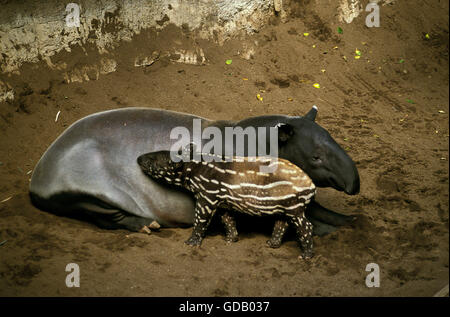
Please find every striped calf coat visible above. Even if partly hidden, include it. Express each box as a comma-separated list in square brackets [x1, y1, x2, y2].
[138, 151, 316, 259]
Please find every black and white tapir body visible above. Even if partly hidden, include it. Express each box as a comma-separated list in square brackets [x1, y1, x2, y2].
[29, 106, 359, 236]
[138, 149, 317, 259]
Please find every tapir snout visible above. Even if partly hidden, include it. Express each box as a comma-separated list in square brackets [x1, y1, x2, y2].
[343, 161, 360, 195]
[327, 143, 360, 195]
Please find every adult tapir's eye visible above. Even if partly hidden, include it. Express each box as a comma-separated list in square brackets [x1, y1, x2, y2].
[312, 156, 322, 163]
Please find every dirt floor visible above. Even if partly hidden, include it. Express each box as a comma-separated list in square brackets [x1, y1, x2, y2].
[0, 1, 448, 296]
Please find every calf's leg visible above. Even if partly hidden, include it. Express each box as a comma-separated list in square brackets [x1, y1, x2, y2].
[287, 210, 314, 260]
[185, 198, 216, 246]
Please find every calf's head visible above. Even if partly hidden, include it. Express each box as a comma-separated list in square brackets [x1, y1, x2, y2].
[137, 150, 183, 183]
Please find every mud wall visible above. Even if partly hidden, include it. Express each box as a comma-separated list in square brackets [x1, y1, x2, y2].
[0, 0, 393, 102]
[0, 0, 275, 74]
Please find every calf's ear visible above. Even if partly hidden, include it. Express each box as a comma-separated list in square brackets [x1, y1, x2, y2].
[182, 142, 197, 160]
[304, 105, 318, 122]
[137, 153, 151, 170]
[275, 122, 294, 143]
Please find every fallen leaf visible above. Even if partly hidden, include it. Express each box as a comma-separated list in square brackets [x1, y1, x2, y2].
[256, 94, 263, 101]
[313, 83, 321, 89]
[303, 32, 309, 37]
[337, 27, 343, 34]
[225, 59, 232, 65]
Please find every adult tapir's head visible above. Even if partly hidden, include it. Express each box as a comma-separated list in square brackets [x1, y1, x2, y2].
[275, 106, 360, 195]
[236, 106, 359, 195]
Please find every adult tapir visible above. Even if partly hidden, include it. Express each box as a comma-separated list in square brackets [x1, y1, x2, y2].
[29, 106, 360, 236]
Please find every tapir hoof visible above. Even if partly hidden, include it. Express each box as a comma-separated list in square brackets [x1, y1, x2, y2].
[298, 251, 314, 260]
[224, 235, 239, 243]
[266, 239, 282, 249]
[185, 235, 203, 247]
[341, 214, 358, 226]
[139, 226, 152, 234]
[149, 220, 161, 230]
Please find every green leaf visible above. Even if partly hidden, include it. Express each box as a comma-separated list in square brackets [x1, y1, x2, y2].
[337, 27, 343, 34]
[225, 59, 232, 65]
[406, 99, 415, 104]
[399, 59, 405, 63]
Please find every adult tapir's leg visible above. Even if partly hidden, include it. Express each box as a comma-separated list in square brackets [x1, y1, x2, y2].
[30, 192, 158, 233]
[267, 198, 356, 240]
[84, 209, 157, 233]
[266, 213, 339, 242]
[305, 200, 356, 227]
[308, 218, 339, 236]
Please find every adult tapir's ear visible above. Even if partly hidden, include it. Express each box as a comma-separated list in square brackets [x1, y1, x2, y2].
[304, 105, 318, 121]
[275, 122, 294, 143]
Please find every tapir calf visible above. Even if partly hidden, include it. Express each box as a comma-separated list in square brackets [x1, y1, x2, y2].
[138, 149, 317, 259]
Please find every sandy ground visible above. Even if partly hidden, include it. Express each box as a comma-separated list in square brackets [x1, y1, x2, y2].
[0, 0, 448, 296]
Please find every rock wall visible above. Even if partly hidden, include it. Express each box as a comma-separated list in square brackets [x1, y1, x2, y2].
[0, 0, 274, 75]
[0, 0, 395, 102]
